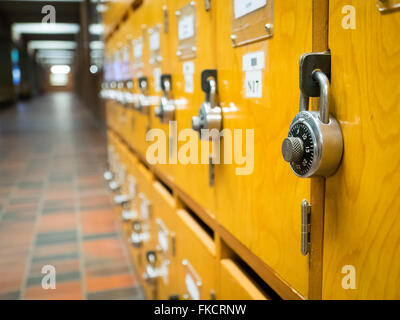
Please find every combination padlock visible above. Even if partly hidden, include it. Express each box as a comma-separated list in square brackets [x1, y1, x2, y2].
[282, 53, 343, 178]
[154, 74, 175, 123]
[191, 70, 222, 140]
[136, 77, 151, 114]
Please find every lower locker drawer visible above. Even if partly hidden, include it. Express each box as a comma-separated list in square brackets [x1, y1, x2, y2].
[126, 161, 158, 299]
[149, 181, 178, 300]
[219, 259, 269, 300]
[175, 209, 217, 300]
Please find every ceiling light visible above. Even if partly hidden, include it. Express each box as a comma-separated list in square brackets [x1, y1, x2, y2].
[12, 23, 80, 41]
[50, 65, 71, 74]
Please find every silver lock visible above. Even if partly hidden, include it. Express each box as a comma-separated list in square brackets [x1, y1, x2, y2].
[113, 194, 131, 206]
[191, 71, 222, 140]
[282, 54, 343, 178]
[154, 75, 175, 123]
[143, 250, 169, 281]
[122, 208, 138, 221]
[130, 220, 150, 247]
[136, 78, 151, 114]
[109, 180, 120, 192]
[103, 170, 113, 182]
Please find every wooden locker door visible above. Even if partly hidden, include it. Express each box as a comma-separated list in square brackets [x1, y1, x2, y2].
[130, 2, 153, 157]
[214, 0, 314, 298]
[323, 0, 400, 299]
[168, 0, 217, 217]
[146, 0, 176, 182]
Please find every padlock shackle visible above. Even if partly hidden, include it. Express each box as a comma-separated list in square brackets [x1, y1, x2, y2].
[299, 93, 309, 112]
[312, 70, 330, 124]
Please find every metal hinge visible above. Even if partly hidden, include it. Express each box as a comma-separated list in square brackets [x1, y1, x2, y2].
[301, 199, 311, 256]
[209, 155, 215, 187]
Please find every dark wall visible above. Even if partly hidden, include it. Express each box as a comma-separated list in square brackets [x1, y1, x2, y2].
[0, 17, 14, 104]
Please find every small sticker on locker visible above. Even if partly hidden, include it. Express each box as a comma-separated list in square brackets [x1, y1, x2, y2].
[242, 51, 265, 71]
[183, 61, 194, 93]
[234, 0, 267, 19]
[153, 68, 162, 92]
[158, 230, 169, 252]
[178, 15, 194, 40]
[245, 70, 262, 98]
[150, 30, 160, 51]
[134, 39, 143, 58]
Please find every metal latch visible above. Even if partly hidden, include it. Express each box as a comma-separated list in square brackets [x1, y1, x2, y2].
[301, 199, 311, 256]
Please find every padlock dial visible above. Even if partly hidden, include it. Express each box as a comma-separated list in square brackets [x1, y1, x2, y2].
[287, 122, 314, 176]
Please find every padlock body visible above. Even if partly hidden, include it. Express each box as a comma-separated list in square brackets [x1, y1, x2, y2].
[288, 111, 343, 178]
[158, 96, 175, 123]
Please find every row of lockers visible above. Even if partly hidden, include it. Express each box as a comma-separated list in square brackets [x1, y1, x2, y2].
[102, 0, 400, 299]
[107, 130, 271, 300]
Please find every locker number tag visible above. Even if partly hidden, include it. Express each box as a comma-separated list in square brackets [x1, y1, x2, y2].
[234, 0, 267, 19]
[178, 15, 194, 40]
[183, 61, 194, 93]
[243, 51, 265, 98]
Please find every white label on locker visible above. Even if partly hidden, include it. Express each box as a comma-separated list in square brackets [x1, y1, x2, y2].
[150, 30, 160, 51]
[245, 70, 262, 98]
[242, 51, 265, 71]
[129, 177, 136, 197]
[178, 15, 194, 40]
[234, 0, 267, 19]
[183, 61, 194, 93]
[122, 46, 129, 62]
[185, 274, 200, 300]
[134, 40, 143, 58]
[141, 200, 150, 220]
[153, 68, 162, 92]
[158, 230, 168, 252]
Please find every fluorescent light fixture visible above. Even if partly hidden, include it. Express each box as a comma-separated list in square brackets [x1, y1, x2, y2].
[90, 41, 104, 50]
[37, 50, 75, 59]
[90, 50, 103, 59]
[96, 4, 108, 13]
[40, 59, 74, 66]
[89, 24, 104, 35]
[50, 65, 71, 74]
[12, 23, 80, 41]
[28, 41, 77, 52]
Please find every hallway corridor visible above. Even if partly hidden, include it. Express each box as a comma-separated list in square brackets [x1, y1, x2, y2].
[0, 93, 143, 300]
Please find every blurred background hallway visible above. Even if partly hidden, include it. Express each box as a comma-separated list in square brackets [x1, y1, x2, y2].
[0, 0, 145, 299]
[0, 92, 143, 299]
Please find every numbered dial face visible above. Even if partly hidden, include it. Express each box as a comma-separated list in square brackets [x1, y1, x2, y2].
[288, 122, 315, 176]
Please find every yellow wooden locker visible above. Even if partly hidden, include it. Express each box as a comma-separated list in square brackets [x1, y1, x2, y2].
[167, 0, 217, 218]
[145, 0, 177, 183]
[127, 2, 154, 157]
[321, 0, 400, 299]
[123, 11, 139, 152]
[174, 208, 217, 300]
[144, 180, 178, 299]
[219, 259, 269, 300]
[213, 0, 313, 298]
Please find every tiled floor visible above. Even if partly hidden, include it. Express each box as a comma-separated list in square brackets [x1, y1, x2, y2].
[0, 92, 143, 300]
